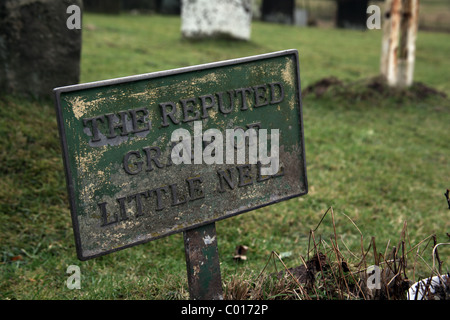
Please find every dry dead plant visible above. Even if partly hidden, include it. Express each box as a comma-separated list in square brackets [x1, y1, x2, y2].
[223, 207, 449, 300]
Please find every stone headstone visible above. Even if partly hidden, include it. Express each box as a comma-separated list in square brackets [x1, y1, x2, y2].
[84, 0, 121, 14]
[261, 0, 295, 25]
[181, 0, 252, 40]
[336, 0, 369, 29]
[156, 0, 181, 15]
[294, 9, 308, 27]
[122, 0, 157, 12]
[0, 0, 82, 99]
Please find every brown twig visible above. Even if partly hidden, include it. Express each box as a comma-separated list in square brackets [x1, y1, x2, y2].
[432, 235, 442, 275]
[298, 254, 320, 299]
[272, 251, 310, 300]
[401, 241, 408, 280]
[372, 236, 379, 266]
[444, 189, 450, 210]
[310, 230, 333, 299]
[309, 207, 333, 260]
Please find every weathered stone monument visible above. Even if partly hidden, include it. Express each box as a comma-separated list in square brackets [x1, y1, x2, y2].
[84, 0, 121, 14]
[294, 8, 309, 27]
[156, 0, 181, 15]
[181, 0, 252, 40]
[261, 0, 295, 25]
[336, 0, 369, 29]
[0, 0, 82, 99]
[122, 0, 157, 13]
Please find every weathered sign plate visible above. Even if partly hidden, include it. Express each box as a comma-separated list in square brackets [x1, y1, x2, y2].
[54, 49, 307, 260]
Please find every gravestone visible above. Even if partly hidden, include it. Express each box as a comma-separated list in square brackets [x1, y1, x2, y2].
[261, 0, 295, 25]
[0, 0, 82, 99]
[156, 0, 181, 15]
[84, 0, 121, 14]
[181, 0, 252, 40]
[122, 0, 157, 12]
[294, 8, 308, 27]
[336, 0, 369, 29]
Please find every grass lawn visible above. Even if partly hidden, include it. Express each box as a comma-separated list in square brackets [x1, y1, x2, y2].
[0, 13, 449, 300]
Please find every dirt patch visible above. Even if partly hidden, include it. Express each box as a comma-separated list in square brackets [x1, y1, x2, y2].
[302, 76, 343, 98]
[277, 252, 327, 286]
[302, 76, 448, 102]
[410, 81, 448, 100]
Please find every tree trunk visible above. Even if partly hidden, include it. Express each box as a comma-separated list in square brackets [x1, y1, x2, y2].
[380, 0, 419, 88]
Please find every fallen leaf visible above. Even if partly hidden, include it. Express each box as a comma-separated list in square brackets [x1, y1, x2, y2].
[279, 251, 293, 259]
[11, 255, 23, 261]
[233, 245, 249, 261]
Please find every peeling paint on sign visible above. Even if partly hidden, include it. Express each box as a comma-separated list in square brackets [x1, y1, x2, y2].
[54, 50, 307, 260]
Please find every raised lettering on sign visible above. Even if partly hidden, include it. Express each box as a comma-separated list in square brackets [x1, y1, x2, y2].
[54, 50, 307, 260]
[82, 82, 284, 145]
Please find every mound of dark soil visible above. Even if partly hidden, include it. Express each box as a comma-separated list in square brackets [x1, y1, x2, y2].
[302, 76, 448, 102]
[302, 77, 344, 98]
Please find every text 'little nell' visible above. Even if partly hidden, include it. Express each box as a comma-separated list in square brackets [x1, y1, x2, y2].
[99, 162, 284, 227]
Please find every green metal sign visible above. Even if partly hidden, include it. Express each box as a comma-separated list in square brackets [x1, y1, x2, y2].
[54, 49, 307, 261]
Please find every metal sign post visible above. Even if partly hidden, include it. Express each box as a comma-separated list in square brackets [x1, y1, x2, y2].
[184, 223, 223, 300]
